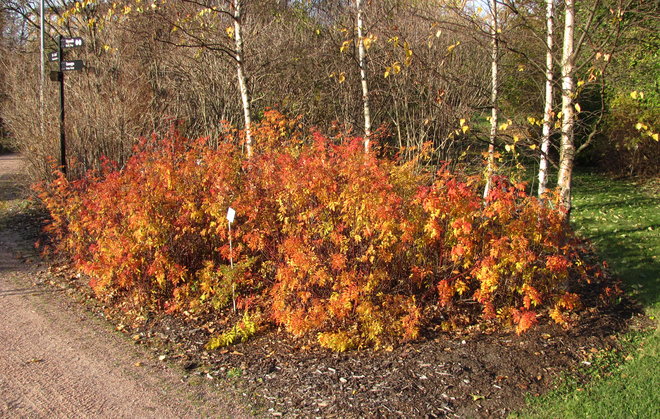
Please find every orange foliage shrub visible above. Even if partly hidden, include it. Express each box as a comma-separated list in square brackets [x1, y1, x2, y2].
[35, 111, 603, 350]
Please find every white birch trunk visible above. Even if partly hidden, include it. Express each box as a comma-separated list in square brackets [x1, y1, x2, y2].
[233, 0, 253, 157]
[484, 0, 498, 199]
[557, 0, 575, 215]
[538, 0, 555, 197]
[356, 0, 372, 153]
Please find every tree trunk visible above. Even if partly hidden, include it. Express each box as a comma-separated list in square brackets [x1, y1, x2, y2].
[356, 0, 372, 153]
[557, 0, 575, 216]
[233, 0, 253, 157]
[538, 0, 555, 197]
[484, 0, 498, 198]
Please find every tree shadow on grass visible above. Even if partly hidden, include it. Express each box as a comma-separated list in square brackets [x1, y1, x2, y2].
[571, 172, 659, 309]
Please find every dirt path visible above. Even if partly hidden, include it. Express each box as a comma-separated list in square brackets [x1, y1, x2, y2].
[0, 154, 249, 418]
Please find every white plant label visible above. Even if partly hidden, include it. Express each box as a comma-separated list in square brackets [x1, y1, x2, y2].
[226, 207, 236, 224]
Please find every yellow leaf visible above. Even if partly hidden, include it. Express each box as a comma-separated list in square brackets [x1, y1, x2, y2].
[446, 41, 460, 54]
[529, 144, 537, 150]
[652, 133, 659, 141]
[384, 68, 391, 78]
[527, 116, 536, 125]
[435, 30, 442, 38]
[505, 144, 513, 152]
[459, 118, 466, 126]
[363, 34, 377, 50]
[225, 26, 234, 39]
[577, 80, 585, 87]
[635, 122, 643, 130]
[630, 91, 638, 100]
[338, 72, 346, 83]
[392, 62, 401, 74]
[340, 40, 352, 53]
[462, 125, 470, 134]
[517, 64, 525, 72]
[363, 37, 372, 50]
[574, 103, 581, 113]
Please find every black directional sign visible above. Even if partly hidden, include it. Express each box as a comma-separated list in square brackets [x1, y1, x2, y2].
[60, 60, 84, 71]
[60, 37, 84, 48]
[48, 51, 59, 62]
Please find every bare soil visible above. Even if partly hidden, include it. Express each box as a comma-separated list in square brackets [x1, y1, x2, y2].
[0, 153, 646, 418]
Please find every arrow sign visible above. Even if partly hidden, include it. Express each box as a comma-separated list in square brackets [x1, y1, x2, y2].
[60, 60, 84, 71]
[60, 37, 84, 48]
[48, 51, 59, 62]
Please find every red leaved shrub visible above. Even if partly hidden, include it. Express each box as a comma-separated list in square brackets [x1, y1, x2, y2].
[35, 111, 602, 350]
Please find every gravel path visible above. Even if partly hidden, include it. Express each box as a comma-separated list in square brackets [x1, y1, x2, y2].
[0, 154, 249, 418]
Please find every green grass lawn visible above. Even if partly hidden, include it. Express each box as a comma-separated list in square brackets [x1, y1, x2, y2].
[518, 172, 659, 418]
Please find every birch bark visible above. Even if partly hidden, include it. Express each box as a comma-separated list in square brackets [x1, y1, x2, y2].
[538, 0, 555, 197]
[484, 0, 498, 198]
[557, 0, 576, 214]
[233, 0, 253, 157]
[356, 0, 372, 153]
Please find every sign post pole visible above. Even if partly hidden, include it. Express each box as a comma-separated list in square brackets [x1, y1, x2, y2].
[39, 0, 45, 135]
[57, 35, 67, 175]
[51, 36, 84, 175]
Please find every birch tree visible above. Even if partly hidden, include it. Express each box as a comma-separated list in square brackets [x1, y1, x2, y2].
[145, 0, 256, 157]
[484, 0, 499, 198]
[356, 0, 372, 153]
[557, 0, 576, 214]
[538, 0, 555, 197]
[232, 0, 253, 157]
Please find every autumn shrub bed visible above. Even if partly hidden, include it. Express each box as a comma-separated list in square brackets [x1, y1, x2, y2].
[35, 112, 610, 351]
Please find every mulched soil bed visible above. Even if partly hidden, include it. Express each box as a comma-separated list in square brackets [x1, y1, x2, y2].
[8, 208, 644, 418]
[126, 305, 635, 418]
[43, 262, 639, 418]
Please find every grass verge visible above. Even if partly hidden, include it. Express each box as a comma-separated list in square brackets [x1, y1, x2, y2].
[517, 172, 659, 418]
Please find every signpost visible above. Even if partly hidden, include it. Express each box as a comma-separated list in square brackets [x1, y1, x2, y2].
[60, 60, 84, 71]
[50, 35, 85, 175]
[60, 37, 84, 48]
